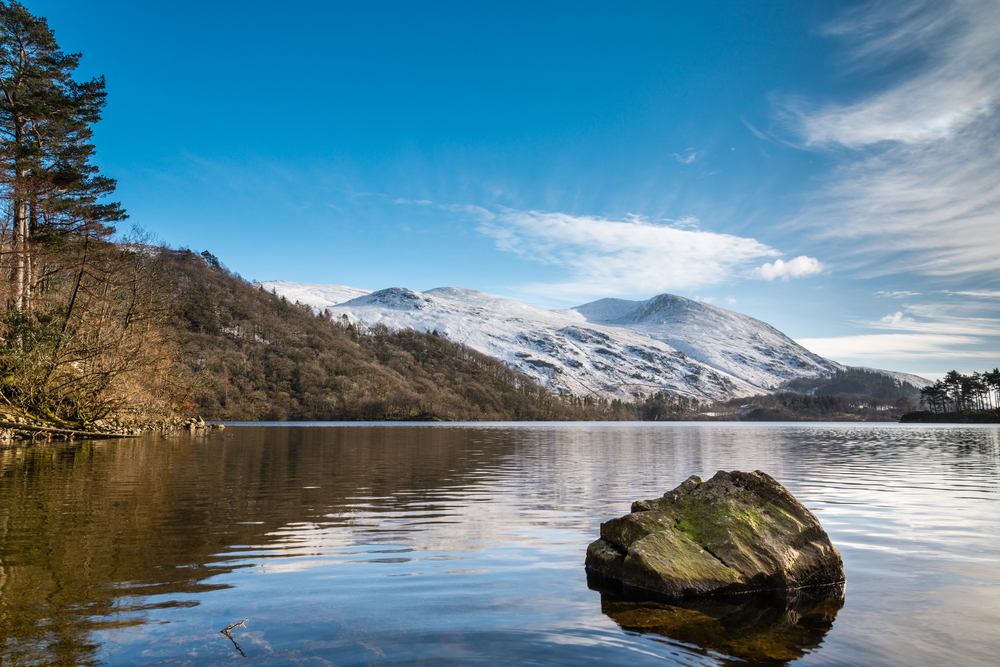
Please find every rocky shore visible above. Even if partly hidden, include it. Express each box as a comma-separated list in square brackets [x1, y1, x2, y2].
[0, 412, 223, 445]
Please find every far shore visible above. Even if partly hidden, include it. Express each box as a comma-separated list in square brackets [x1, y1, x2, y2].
[899, 409, 1000, 424]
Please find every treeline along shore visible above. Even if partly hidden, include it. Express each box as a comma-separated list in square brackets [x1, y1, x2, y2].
[899, 369, 1000, 423]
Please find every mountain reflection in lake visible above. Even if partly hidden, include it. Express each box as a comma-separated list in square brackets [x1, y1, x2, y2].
[1, 422, 998, 666]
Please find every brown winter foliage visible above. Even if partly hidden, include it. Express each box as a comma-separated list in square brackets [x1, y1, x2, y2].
[163, 249, 623, 422]
[1, 237, 184, 428]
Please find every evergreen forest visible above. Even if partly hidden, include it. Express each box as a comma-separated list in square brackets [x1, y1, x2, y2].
[901, 369, 1000, 422]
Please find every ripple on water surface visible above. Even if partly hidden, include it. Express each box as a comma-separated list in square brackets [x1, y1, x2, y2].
[0, 422, 998, 666]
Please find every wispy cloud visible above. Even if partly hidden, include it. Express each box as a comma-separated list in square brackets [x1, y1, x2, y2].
[753, 256, 824, 281]
[443, 203, 496, 221]
[741, 117, 774, 143]
[787, 0, 1000, 279]
[938, 289, 1000, 299]
[796, 333, 994, 362]
[665, 215, 701, 230]
[388, 196, 501, 224]
[874, 290, 921, 298]
[671, 150, 697, 164]
[800, 0, 1000, 148]
[865, 309, 999, 335]
[477, 209, 784, 299]
[810, 295, 1000, 369]
[899, 299, 999, 320]
[878, 311, 916, 327]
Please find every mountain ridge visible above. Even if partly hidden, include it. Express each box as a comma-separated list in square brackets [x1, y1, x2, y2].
[260, 280, 929, 401]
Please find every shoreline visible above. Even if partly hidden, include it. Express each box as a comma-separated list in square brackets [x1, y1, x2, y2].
[0, 415, 222, 445]
[899, 409, 1000, 424]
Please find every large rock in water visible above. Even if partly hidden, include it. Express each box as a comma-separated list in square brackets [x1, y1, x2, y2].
[585, 470, 844, 598]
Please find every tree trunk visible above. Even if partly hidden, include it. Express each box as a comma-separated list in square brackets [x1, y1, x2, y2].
[12, 191, 28, 310]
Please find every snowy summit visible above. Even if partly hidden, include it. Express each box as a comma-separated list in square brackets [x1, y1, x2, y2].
[258, 281, 927, 402]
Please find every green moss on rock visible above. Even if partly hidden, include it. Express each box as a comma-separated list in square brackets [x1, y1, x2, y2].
[585, 470, 845, 598]
[623, 529, 742, 596]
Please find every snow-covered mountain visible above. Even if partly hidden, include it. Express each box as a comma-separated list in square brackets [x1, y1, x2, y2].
[258, 281, 925, 401]
[560, 294, 839, 392]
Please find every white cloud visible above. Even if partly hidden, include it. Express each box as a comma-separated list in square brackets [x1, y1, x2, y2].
[800, 0, 1000, 148]
[864, 307, 1000, 335]
[879, 311, 915, 326]
[753, 256, 824, 281]
[808, 299, 1000, 368]
[874, 290, 920, 298]
[392, 198, 498, 222]
[788, 0, 1000, 279]
[443, 204, 496, 221]
[939, 289, 1000, 299]
[477, 209, 781, 299]
[666, 215, 701, 230]
[671, 151, 697, 164]
[796, 333, 993, 361]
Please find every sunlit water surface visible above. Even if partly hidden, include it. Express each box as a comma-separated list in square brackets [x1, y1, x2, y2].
[1, 422, 998, 665]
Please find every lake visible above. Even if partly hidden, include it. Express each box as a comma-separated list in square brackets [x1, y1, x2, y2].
[1, 422, 998, 665]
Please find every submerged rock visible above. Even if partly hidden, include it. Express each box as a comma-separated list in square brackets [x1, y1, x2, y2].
[585, 470, 844, 598]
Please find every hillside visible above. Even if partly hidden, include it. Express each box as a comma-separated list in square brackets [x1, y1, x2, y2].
[163, 251, 615, 422]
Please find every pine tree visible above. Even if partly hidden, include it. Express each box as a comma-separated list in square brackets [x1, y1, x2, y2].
[0, 1, 125, 310]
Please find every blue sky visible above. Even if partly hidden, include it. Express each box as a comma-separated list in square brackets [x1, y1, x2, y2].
[29, 0, 999, 379]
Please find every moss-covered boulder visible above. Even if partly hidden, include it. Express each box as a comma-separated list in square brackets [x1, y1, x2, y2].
[585, 470, 844, 598]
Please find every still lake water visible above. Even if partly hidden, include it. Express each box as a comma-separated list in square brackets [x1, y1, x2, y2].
[1, 422, 999, 666]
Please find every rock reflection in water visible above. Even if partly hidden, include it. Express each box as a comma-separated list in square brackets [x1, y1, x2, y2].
[594, 580, 844, 665]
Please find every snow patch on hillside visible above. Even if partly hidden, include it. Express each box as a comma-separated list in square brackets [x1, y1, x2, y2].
[258, 280, 370, 309]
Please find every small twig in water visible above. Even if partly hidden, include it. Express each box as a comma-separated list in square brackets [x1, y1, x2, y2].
[222, 617, 248, 634]
[221, 618, 249, 657]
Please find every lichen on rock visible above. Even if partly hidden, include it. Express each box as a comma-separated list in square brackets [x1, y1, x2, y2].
[585, 470, 844, 598]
